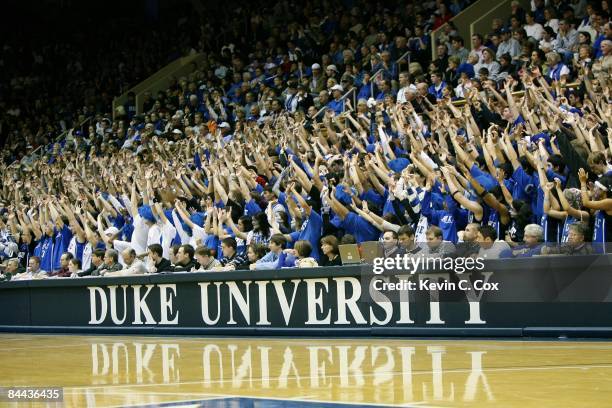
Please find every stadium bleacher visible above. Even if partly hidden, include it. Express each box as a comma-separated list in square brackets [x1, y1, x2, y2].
[0, 0, 611, 280]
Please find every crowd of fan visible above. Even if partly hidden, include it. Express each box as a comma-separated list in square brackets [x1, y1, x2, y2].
[0, 0, 611, 280]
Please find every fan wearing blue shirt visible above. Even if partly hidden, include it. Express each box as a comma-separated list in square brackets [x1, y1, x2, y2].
[327, 185, 380, 244]
[427, 71, 447, 100]
[35, 224, 55, 273]
[280, 183, 323, 261]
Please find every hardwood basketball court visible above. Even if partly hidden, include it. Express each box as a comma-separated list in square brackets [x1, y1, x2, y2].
[1, 334, 611, 407]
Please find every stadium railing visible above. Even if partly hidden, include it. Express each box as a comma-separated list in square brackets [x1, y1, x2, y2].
[11, 116, 93, 168]
[112, 53, 206, 120]
[430, 0, 530, 60]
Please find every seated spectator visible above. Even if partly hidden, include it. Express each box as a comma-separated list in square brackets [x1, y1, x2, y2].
[96, 249, 123, 276]
[423, 226, 456, 258]
[477, 226, 511, 259]
[79, 250, 106, 277]
[194, 246, 221, 271]
[13, 256, 47, 280]
[500, 224, 545, 258]
[105, 248, 147, 276]
[147, 244, 174, 273]
[282, 240, 319, 268]
[398, 225, 423, 256]
[319, 235, 341, 266]
[53, 252, 74, 277]
[68, 258, 82, 277]
[173, 245, 197, 272]
[0, 258, 24, 281]
[214, 238, 248, 271]
[251, 234, 287, 270]
[237, 243, 267, 270]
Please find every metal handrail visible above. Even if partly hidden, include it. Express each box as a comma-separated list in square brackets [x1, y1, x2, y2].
[313, 86, 357, 120]
[10, 116, 92, 167]
[396, 50, 411, 67]
[370, 68, 385, 99]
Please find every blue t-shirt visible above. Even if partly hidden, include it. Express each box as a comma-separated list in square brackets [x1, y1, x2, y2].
[540, 214, 561, 243]
[421, 192, 459, 243]
[36, 235, 54, 272]
[332, 212, 379, 245]
[52, 225, 73, 271]
[74, 241, 86, 263]
[511, 165, 536, 203]
[592, 211, 606, 253]
[290, 210, 323, 260]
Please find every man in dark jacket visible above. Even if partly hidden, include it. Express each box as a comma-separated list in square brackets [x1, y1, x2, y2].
[173, 244, 197, 272]
[147, 244, 174, 273]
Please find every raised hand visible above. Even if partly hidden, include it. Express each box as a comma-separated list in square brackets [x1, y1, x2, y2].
[578, 168, 589, 186]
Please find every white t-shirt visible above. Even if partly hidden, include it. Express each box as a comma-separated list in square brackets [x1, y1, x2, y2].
[525, 23, 544, 41]
[82, 243, 93, 271]
[130, 215, 150, 256]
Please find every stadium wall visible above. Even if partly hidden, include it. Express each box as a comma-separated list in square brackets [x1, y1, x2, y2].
[1, 256, 611, 337]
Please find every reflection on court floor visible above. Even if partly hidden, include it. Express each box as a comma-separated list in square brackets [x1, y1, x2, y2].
[1, 335, 612, 407]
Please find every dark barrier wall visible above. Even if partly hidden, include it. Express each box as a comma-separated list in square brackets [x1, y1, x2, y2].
[1, 255, 612, 337]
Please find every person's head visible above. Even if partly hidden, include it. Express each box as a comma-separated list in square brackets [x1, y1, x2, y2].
[398, 225, 415, 249]
[477, 225, 497, 248]
[525, 11, 535, 24]
[578, 31, 592, 45]
[237, 215, 253, 233]
[398, 71, 410, 87]
[104, 249, 119, 266]
[195, 246, 215, 266]
[263, 186, 277, 202]
[177, 245, 195, 265]
[5, 258, 19, 273]
[68, 258, 82, 273]
[463, 223, 481, 242]
[294, 240, 313, 259]
[320, 235, 339, 257]
[482, 47, 495, 62]
[221, 237, 237, 258]
[382, 230, 399, 250]
[29, 256, 41, 273]
[148, 244, 164, 263]
[269, 233, 287, 253]
[523, 224, 544, 246]
[252, 212, 270, 235]
[247, 243, 267, 262]
[587, 151, 608, 175]
[545, 51, 561, 66]
[91, 249, 105, 267]
[60, 252, 73, 269]
[430, 71, 442, 85]
[558, 19, 570, 33]
[318, 90, 330, 104]
[467, 52, 480, 65]
[602, 39, 612, 56]
[471, 33, 483, 48]
[425, 226, 443, 250]
[448, 55, 460, 70]
[122, 248, 136, 266]
[436, 44, 447, 57]
[567, 223, 588, 246]
[451, 36, 464, 50]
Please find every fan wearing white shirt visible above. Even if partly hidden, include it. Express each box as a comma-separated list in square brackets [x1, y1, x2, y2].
[524, 11, 545, 41]
[149, 203, 177, 260]
[105, 248, 147, 277]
